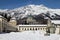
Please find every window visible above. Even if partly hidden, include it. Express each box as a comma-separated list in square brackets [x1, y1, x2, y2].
[30, 28, 32, 30]
[35, 28, 37, 30]
[25, 28, 26, 30]
[27, 28, 29, 30]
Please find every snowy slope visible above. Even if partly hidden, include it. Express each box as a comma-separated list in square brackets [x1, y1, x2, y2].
[0, 4, 60, 19]
[0, 9, 8, 12]
[0, 31, 60, 40]
[10, 4, 60, 15]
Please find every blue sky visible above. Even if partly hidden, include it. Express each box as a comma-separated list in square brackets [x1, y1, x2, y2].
[0, 0, 60, 9]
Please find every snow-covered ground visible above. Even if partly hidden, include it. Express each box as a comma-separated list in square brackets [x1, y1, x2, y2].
[0, 30, 60, 40]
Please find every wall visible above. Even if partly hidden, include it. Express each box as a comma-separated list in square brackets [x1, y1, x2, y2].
[0, 18, 3, 33]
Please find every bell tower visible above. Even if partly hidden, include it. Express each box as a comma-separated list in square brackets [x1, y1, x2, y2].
[46, 17, 52, 33]
[47, 18, 52, 27]
[9, 17, 17, 26]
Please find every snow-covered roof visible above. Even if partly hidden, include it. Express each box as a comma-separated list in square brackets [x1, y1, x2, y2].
[18, 25, 47, 27]
[0, 15, 3, 18]
[44, 17, 49, 19]
[51, 20, 60, 24]
[11, 17, 16, 20]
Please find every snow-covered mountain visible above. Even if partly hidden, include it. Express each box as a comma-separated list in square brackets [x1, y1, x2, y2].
[0, 4, 60, 20]
[10, 4, 60, 15]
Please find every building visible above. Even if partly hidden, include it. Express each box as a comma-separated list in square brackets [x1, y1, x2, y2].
[9, 17, 17, 26]
[16, 16, 55, 34]
[51, 20, 60, 34]
[17, 25, 47, 32]
[0, 15, 17, 33]
[17, 16, 60, 34]
[0, 14, 60, 34]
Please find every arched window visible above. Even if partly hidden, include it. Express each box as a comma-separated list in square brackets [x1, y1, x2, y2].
[30, 28, 32, 30]
[35, 28, 37, 30]
[27, 28, 29, 30]
[25, 28, 26, 30]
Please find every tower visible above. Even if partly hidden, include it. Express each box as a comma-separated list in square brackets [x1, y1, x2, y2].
[9, 17, 17, 26]
[45, 17, 52, 33]
[47, 18, 52, 27]
[47, 18, 56, 34]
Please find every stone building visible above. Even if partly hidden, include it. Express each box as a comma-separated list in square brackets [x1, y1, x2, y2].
[9, 17, 17, 26]
[0, 15, 17, 33]
[17, 16, 60, 34]
[0, 14, 60, 34]
[17, 25, 47, 32]
[51, 20, 60, 34]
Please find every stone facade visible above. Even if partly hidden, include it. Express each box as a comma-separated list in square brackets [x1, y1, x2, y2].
[17, 25, 47, 32]
[9, 17, 17, 27]
[0, 16, 17, 33]
[17, 18, 60, 34]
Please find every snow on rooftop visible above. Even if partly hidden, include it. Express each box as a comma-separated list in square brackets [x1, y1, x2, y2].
[44, 17, 49, 19]
[51, 20, 60, 24]
[0, 15, 2, 17]
[18, 25, 47, 27]
[0, 31, 60, 40]
[11, 17, 16, 20]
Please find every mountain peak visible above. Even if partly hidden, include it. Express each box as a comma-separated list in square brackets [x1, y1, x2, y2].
[27, 4, 46, 8]
[28, 4, 35, 7]
[39, 4, 46, 7]
[0, 4, 60, 20]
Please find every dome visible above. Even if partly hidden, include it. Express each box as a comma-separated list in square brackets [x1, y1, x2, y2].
[11, 17, 16, 20]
